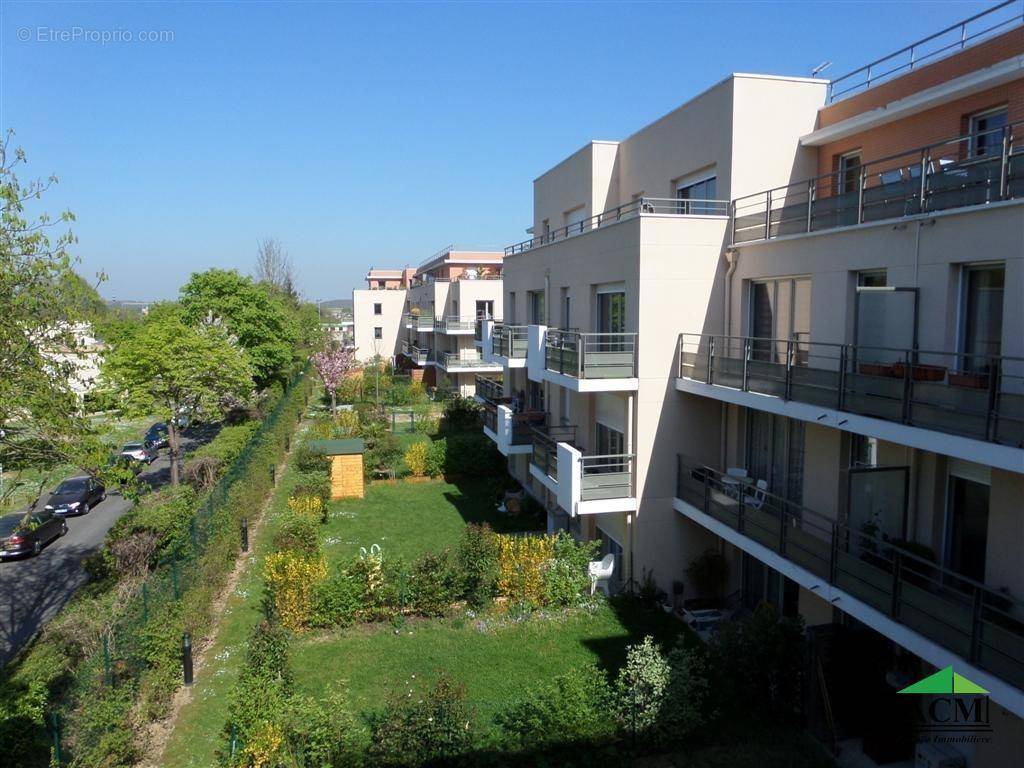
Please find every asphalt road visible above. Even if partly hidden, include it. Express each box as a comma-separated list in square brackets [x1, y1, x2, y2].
[0, 430, 212, 666]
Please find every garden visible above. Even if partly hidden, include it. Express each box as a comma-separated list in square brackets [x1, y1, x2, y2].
[161, 379, 836, 768]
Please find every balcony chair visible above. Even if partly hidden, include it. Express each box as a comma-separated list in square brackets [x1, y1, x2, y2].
[726, 467, 749, 478]
[588, 554, 615, 597]
[742, 479, 768, 510]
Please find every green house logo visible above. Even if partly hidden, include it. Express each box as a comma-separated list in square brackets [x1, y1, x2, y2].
[898, 666, 988, 695]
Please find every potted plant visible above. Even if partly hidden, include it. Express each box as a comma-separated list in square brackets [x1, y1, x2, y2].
[858, 361, 893, 377]
[891, 362, 947, 382]
[949, 371, 990, 389]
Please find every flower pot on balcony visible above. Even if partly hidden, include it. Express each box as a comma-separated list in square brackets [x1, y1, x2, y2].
[858, 362, 894, 377]
[948, 372, 990, 389]
[892, 362, 947, 382]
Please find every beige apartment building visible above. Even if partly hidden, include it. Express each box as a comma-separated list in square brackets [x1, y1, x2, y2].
[352, 248, 503, 395]
[481, 7, 1024, 766]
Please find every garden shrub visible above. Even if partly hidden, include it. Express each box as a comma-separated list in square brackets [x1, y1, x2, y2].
[409, 550, 455, 617]
[544, 532, 599, 607]
[311, 572, 363, 628]
[496, 534, 555, 606]
[280, 691, 361, 768]
[368, 675, 474, 767]
[615, 636, 670, 739]
[292, 442, 328, 473]
[333, 408, 360, 437]
[287, 494, 325, 524]
[343, 552, 405, 621]
[439, 396, 480, 432]
[404, 441, 429, 477]
[264, 551, 328, 631]
[443, 433, 502, 476]
[454, 524, 499, 608]
[291, 470, 330, 507]
[106, 485, 197, 565]
[655, 641, 712, 745]
[496, 664, 614, 751]
[364, 429, 403, 476]
[190, 422, 260, 466]
[272, 514, 321, 558]
[424, 438, 446, 477]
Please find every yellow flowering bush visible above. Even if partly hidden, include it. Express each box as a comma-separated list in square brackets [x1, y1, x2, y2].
[264, 550, 327, 631]
[496, 534, 556, 606]
[334, 409, 360, 436]
[404, 442, 429, 477]
[287, 494, 324, 523]
[242, 722, 285, 768]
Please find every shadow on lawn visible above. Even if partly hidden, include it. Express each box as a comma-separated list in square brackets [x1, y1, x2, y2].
[441, 476, 545, 535]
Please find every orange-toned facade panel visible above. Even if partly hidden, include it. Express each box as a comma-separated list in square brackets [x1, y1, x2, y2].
[816, 81, 1024, 179]
[820, 28, 1024, 127]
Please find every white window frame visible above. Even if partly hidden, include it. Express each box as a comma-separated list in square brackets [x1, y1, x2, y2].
[968, 105, 1009, 158]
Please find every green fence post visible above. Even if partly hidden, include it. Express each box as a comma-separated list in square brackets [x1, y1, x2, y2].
[103, 634, 113, 687]
[48, 712, 63, 765]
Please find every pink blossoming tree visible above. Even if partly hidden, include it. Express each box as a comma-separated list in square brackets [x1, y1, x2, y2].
[312, 344, 358, 414]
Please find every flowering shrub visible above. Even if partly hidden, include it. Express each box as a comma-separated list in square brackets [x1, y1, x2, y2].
[287, 494, 325, 524]
[263, 551, 327, 631]
[496, 535, 555, 606]
[403, 442, 429, 477]
[271, 515, 320, 558]
[615, 636, 669, 737]
[544, 532, 599, 607]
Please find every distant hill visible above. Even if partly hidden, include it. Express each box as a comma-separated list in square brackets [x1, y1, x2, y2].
[319, 298, 352, 310]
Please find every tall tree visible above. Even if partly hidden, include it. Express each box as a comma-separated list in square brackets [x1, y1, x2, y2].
[254, 237, 297, 300]
[104, 313, 253, 485]
[179, 268, 299, 388]
[311, 344, 358, 413]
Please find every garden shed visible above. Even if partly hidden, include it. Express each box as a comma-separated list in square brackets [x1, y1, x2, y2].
[307, 438, 365, 500]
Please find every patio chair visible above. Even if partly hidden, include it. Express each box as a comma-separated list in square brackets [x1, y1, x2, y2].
[588, 554, 615, 596]
[743, 479, 768, 510]
[726, 467, 749, 478]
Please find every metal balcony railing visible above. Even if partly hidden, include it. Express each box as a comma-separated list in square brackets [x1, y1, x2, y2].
[404, 313, 435, 332]
[676, 456, 1024, 690]
[678, 333, 1024, 447]
[482, 402, 497, 433]
[546, 330, 638, 379]
[505, 196, 729, 256]
[511, 411, 547, 445]
[581, 453, 635, 501]
[440, 352, 496, 370]
[439, 317, 475, 333]
[494, 324, 529, 359]
[531, 425, 577, 482]
[475, 375, 506, 404]
[400, 340, 430, 366]
[733, 121, 1023, 244]
[827, 1, 1023, 103]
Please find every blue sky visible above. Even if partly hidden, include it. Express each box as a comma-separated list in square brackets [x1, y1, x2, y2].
[0, 0, 998, 301]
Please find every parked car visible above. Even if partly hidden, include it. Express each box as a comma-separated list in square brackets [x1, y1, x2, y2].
[44, 476, 106, 517]
[144, 422, 169, 450]
[0, 510, 67, 559]
[120, 442, 156, 464]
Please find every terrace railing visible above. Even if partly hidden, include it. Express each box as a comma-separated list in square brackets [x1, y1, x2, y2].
[546, 330, 638, 379]
[440, 351, 495, 370]
[506, 196, 729, 256]
[676, 456, 1024, 690]
[732, 121, 1023, 244]
[475, 375, 506, 404]
[404, 313, 436, 332]
[827, 1, 1023, 103]
[482, 402, 497, 433]
[439, 316, 476, 333]
[678, 333, 1024, 447]
[511, 411, 548, 445]
[531, 424, 577, 482]
[400, 340, 430, 366]
[494, 324, 529, 359]
[581, 453, 635, 501]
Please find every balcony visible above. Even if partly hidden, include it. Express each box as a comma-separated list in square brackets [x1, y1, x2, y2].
[506, 196, 729, 256]
[482, 402, 498, 435]
[400, 340, 431, 366]
[543, 330, 638, 390]
[732, 121, 1024, 244]
[493, 324, 528, 365]
[675, 457, 1024, 712]
[404, 314, 435, 332]
[437, 317, 475, 335]
[474, 375, 506, 405]
[530, 425, 577, 483]
[438, 351, 502, 374]
[677, 334, 1024, 470]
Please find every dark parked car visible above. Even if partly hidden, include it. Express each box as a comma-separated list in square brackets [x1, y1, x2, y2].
[44, 476, 106, 517]
[145, 422, 169, 450]
[0, 510, 67, 559]
[120, 442, 156, 464]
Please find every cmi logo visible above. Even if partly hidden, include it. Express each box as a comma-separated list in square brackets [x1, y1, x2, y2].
[898, 666, 993, 741]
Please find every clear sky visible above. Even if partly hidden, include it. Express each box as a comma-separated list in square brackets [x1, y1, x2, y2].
[0, 0, 999, 302]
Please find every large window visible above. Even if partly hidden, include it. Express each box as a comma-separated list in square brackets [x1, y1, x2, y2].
[597, 289, 626, 334]
[676, 175, 717, 215]
[475, 300, 494, 319]
[968, 107, 1008, 158]
[837, 151, 862, 194]
[746, 411, 805, 504]
[945, 462, 990, 584]
[750, 277, 811, 362]
[528, 290, 545, 325]
[960, 263, 1004, 371]
[507, 292, 515, 323]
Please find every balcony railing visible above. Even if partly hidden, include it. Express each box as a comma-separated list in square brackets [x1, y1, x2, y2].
[439, 317, 475, 333]
[400, 340, 430, 366]
[676, 456, 1024, 690]
[482, 402, 497, 433]
[546, 330, 638, 379]
[440, 351, 497, 370]
[494, 324, 529, 359]
[733, 122, 1023, 244]
[512, 411, 548, 445]
[827, 1, 1024, 103]
[404, 314, 435, 332]
[475, 375, 506, 404]
[505, 196, 729, 256]
[531, 425, 577, 482]
[581, 454, 635, 501]
[678, 333, 1024, 447]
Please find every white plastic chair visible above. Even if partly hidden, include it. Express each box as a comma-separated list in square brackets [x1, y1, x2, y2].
[588, 554, 615, 596]
[743, 479, 768, 510]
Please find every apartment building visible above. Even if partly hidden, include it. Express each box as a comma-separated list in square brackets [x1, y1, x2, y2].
[352, 248, 504, 396]
[483, 5, 1024, 765]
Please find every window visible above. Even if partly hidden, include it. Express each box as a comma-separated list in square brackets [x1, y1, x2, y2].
[528, 381, 545, 412]
[560, 287, 571, 330]
[837, 151, 862, 194]
[596, 422, 625, 456]
[968, 107, 1008, 158]
[373, 303, 382, 315]
[507, 292, 515, 323]
[857, 270, 887, 288]
[373, 327, 382, 340]
[565, 206, 586, 231]
[528, 290, 545, 325]
[377, 280, 385, 288]
[597, 289, 626, 334]
[746, 412, 805, 504]
[851, 434, 879, 467]
[945, 461, 991, 584]
[475, 300, 493, 319]
[676, 176, 717, 215]
[750, 277, 811, 362]
[960, 264, 1004, 371]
